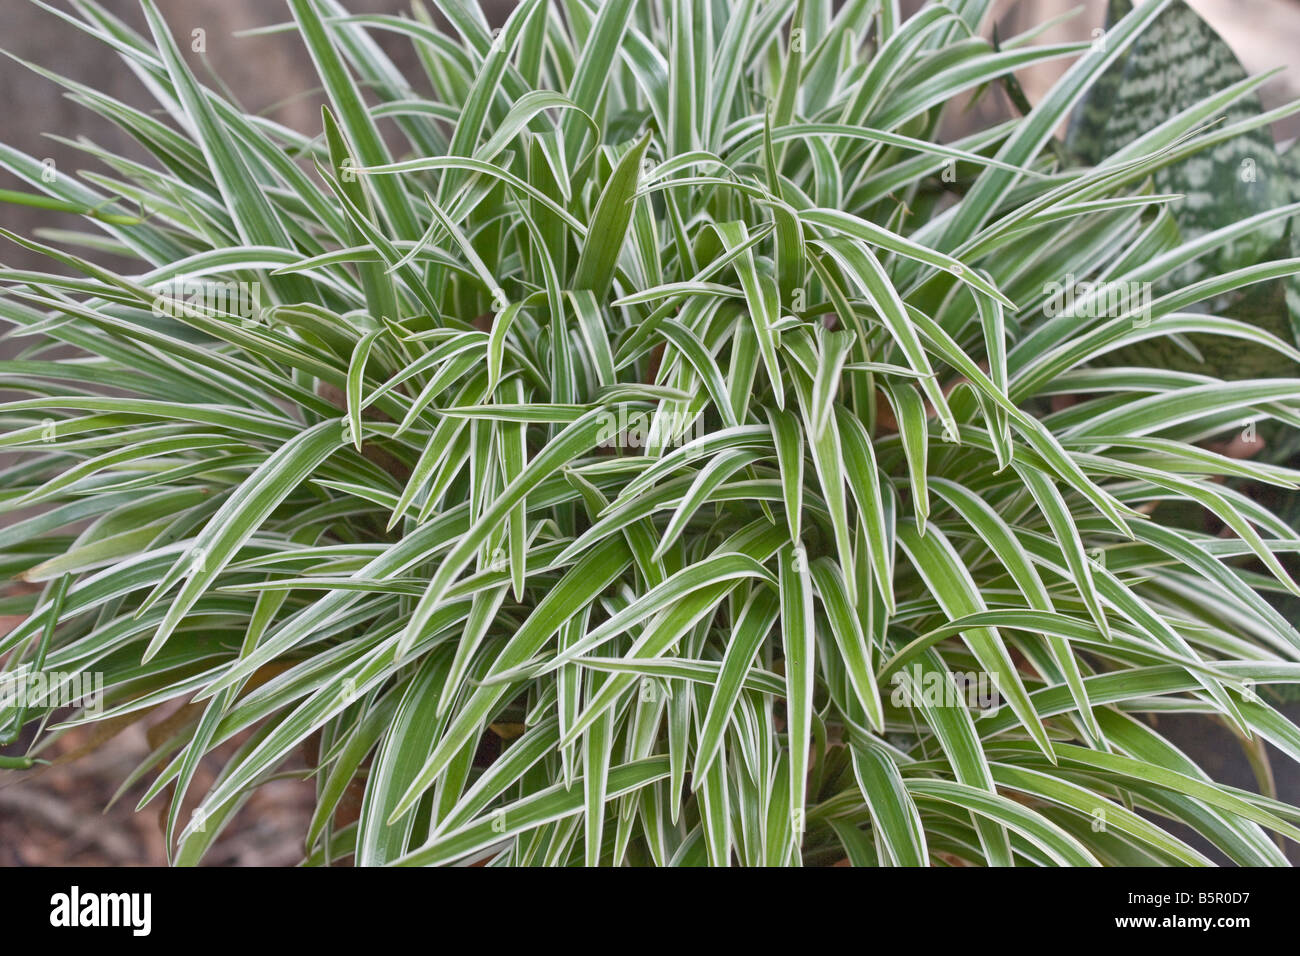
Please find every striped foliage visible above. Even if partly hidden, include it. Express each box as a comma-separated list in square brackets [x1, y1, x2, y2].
[2, 0, 1300, 866]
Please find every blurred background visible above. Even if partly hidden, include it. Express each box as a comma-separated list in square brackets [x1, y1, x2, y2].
[1, 0, 1299, 865]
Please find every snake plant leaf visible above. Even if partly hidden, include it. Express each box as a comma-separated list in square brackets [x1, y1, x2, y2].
[1069, 0, 1299, 378]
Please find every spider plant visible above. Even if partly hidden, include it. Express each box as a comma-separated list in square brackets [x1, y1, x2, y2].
[3, 0, 1300, 867]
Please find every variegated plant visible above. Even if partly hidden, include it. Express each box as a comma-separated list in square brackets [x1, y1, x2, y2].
[2, 0, 1300, 866]
[1070, 0, 1300, 379]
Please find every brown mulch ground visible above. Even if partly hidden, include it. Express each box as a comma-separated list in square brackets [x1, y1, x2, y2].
[0, 720, 317, 867]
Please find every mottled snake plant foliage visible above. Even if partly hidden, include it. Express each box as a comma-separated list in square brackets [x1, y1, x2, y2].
[3, 0, 1300, 868]
[1069, 0, 1300, 378]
